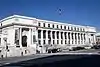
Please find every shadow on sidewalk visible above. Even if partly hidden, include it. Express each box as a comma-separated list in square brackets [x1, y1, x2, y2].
[3, 55, 100, 67]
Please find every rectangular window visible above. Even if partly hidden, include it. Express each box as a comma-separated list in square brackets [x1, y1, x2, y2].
[52, 24, 54, 28]
[57, 32, 59, 39]
[33, 35, 37, 42]
[61, 25, 62, 29]
[38, 40, 41, 45]
[48, 24, 50, 27]
[65, 32, 67, 39]
[57, 25, 58, 28]
[43, 31, 46, 38]
[38, 30, 41, 38]
[43, 23, 45, 27]
[65, 40, 67, 44]
[53, 40, 55, 44]
[64, 26, 66, 29]
[61, 40, 63, 44]
[43, 40, 45, 44]
[61, 32, 63, 39]
[57, 40, 59, 44]
[38, 23, 41, 26]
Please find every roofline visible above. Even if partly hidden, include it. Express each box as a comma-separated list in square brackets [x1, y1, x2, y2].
[0, 14, 96, 28]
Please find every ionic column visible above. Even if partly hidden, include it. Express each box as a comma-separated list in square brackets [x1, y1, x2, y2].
[19, 28, 22, 47]
[59, 31, 61, 45]
[63, 32, 65, 45]
[41, 30, 43, 46]
[80, 33, 82, 44]
[79, 33, 81, 45]
[50, 31, 53, 45]
[46, 30, 48, 45]
[82, 34, 84, 45]
[70, 32, 72, 45]
[55, 31, 57, 45]
[77, 33, 78, 45]
[66, 32, 68, 45]
[73, 33, 75, 45]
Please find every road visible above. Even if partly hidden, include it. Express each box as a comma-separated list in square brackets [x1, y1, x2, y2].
[0, 49, 100, 67]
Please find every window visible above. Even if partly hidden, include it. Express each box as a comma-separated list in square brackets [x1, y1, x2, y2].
[61, 32, 63, 39]
[72, 33, 73, 39]
[33, 35, 37, 42]
[61, 40, 63, 44]
[0, 38, 1, 45]
[43, 30, 46, 38]
[65, 32, 67, 39]
[38, 30, 41, 38]
[57, 25, 58, 28]
[71, 27, 73, 30]
[52, 31, 55, 39]
[77, 28, 79, 31]
[64, 26, 66, 29]
[48, 24, 50, 27]
[74, 27, 76, 31]
[65, 40, 67, 44]
[38, 40, 41, 45]
[57, 32, 59, 39]
[61, 25, 62, 29]
[57, 40, 59, 44]
[43, 40, 45, 44]
[38, 23, 41, 26]
[68, 26, 69, 30]
[68, 33, 70, 39]
[52, 24, 54, 28]
[43, 23, 45, 27]
[53, 40, 55, 44]
[84, 34, 86, 40]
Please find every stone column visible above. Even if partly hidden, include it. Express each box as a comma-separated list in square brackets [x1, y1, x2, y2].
[70, 32, 72, 45]
[46, 30, 48, 45]
[63, 32, 65, 45]
[41, 30, 43, 46]
[19, 28, 22, 47]
[59, 31, 61, 45]
[77, 33, 78, 45]
[79, 33, 81, 45]
[73, 33, 75, 45]
[82, 34, 84, 45]
[80, 33, 82, 45]
[50, 31, 53, 45]
[66, 32, 68, 45]
[55, 31, 57, 45]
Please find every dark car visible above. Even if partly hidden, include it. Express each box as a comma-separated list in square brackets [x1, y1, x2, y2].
[91, 45, 100, 49]
[48, 48, 62, 53]
[69, 47, 85, 51]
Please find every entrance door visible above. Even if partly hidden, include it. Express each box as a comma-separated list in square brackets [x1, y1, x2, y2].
[22, 35, 27, 47]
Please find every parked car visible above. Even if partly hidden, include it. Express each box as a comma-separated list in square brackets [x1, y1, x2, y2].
[91, 45, 100, 49]
[48, 48, 62, 53]
[69, 47, 85, 51]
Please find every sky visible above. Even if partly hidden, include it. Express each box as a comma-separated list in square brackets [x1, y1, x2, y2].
[0, 0, 100, 31]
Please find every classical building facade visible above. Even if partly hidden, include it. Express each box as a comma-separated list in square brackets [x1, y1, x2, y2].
[0, 15, 96, 58]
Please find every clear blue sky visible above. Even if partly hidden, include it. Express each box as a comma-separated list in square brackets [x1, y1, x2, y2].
[0, 0, 100, 30]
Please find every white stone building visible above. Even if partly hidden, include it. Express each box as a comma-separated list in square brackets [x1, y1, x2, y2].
[0, 15, 96, 58]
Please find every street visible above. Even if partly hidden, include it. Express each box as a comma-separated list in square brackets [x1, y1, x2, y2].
[0, 49, 100, 67]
